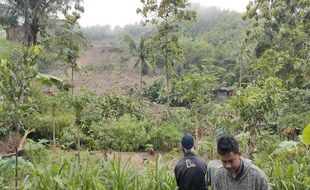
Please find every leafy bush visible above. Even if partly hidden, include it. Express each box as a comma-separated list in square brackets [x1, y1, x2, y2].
[148, 122, 182, 150]
[0, 157, 35, 189]
[89, 122, 117, 151]
[164, 108, 194, 133]
[85, 93, 141, 123]
[206, 102, 238, 133]
[277, 88, 310, 133]
[143, 78, 166, 103]
[24, 111, 75, 140]
[89, 114, 182, 151]
[59, 124, 94, 150]
[80, 114, 151, 151]
[107, 114, 150, 151]
[24, 139, 49, 163]
[250, 130, 310, 190]
[0, 126, 9, 139]
[266, 142, 309, 189]
[21, 157, 105, 190]
[142, 155, 177, 189]
[230, 77, 283, 132]
[5, 154, 177, 190]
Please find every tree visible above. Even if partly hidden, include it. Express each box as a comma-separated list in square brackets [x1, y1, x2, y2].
[230, 77, 284, 157]
[243, 0, 310, 137]
[0, 0, 85, 95]
[0, 0, 83, 46]
[175, 60, 223, 140]
[0, 40, 40, 189]
[125, 35, 150, 100]
[66, 94, 90, 161]
[244, 0, 310, 89]
[178, 35, 215, 71]
[137, 0, 196, 109]
[42, 15, 86, 95]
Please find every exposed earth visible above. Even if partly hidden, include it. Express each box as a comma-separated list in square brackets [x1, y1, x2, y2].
[62, 41, 158, 95]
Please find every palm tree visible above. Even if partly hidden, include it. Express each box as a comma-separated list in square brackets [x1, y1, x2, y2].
[125, 35, 150, 100]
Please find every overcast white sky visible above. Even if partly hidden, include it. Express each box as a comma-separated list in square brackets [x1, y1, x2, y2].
[79, 0, 250, 28]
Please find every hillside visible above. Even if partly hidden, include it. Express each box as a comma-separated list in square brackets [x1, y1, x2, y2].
[61, 40, 157, 95]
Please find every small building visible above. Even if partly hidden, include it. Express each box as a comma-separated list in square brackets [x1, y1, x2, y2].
[214, 87, 235, 99]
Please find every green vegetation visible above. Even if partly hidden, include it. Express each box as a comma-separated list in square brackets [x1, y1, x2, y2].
[0, 0, 309, 189]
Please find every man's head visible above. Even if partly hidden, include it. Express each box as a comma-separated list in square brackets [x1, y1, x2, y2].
[216, 134, 241, 175]
[181, 134, 194, 151]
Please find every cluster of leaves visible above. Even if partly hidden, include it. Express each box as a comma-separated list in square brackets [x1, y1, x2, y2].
[230, 77, 284, 133]
[0, 45, 40, 134]
[255, 133, 310, 189]
[61, 114, 181, 151]
[20, 91, 182, 152]
[244, 0, 310, 89]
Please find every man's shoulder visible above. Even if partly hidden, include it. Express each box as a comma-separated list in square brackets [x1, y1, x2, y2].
[248, 163, 268, 179]
[175, 155, 207, 170]
[196, 156, 207, 164]
[208, 160, 222, 169]
[175, 158, 185, 168]
[213, 165, 226, 178]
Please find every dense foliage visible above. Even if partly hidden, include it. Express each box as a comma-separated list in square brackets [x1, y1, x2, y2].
[0, 0, 309, 189]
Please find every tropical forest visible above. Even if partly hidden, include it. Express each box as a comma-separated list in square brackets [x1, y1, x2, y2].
[0, 0, 309, 189]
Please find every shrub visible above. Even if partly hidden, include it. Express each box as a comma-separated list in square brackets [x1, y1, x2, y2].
[88, 93, 141, 122]
[59, 124, 93, 150]
[149, 122, 182, 150]
[109, 115, 150, 151]
[24, 111, 75, 140]
[143, 78, 165, 103]
[24, 139, 49, 163]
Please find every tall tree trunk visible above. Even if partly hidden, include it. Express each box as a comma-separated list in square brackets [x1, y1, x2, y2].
[71, 62, 74, 95]
[165, 33, 170, 111]
[24, 0, 30, 46]
[15, 145, 18, 190]
[238, 58, 242, 88]
[31, 10, 39, 45]
[52, 106, 56, 151]
[238, 42, 246, 88]
[77, 124, 80, 162]
[194, 100, 200, 142]
[14, 131, 19, 190]
[140, 63, 143, 102]
[13, 100, 20, 190]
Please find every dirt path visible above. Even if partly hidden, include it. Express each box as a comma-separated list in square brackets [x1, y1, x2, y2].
[107, 151, 156, 165]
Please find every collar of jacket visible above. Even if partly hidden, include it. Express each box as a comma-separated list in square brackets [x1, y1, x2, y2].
[184, 151, 196, 157]
[232, 158, 244, 180]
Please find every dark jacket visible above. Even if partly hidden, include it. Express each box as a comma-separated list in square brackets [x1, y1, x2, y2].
[174, 151, 208, 190]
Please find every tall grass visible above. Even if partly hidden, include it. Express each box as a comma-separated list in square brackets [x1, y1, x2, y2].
[1, 136, 308, 190]
[0, 152, 177, 190]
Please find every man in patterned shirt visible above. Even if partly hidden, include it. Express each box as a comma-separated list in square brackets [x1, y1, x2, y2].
[214, 134, 269, 190]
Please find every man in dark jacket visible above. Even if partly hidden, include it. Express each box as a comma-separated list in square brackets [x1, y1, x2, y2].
[174, 134, 208, 190]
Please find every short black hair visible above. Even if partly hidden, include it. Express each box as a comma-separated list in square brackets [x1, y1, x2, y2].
[216, 134, 239, 155]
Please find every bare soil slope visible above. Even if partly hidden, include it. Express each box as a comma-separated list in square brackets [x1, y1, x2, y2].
[66, 41, 156, 95]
